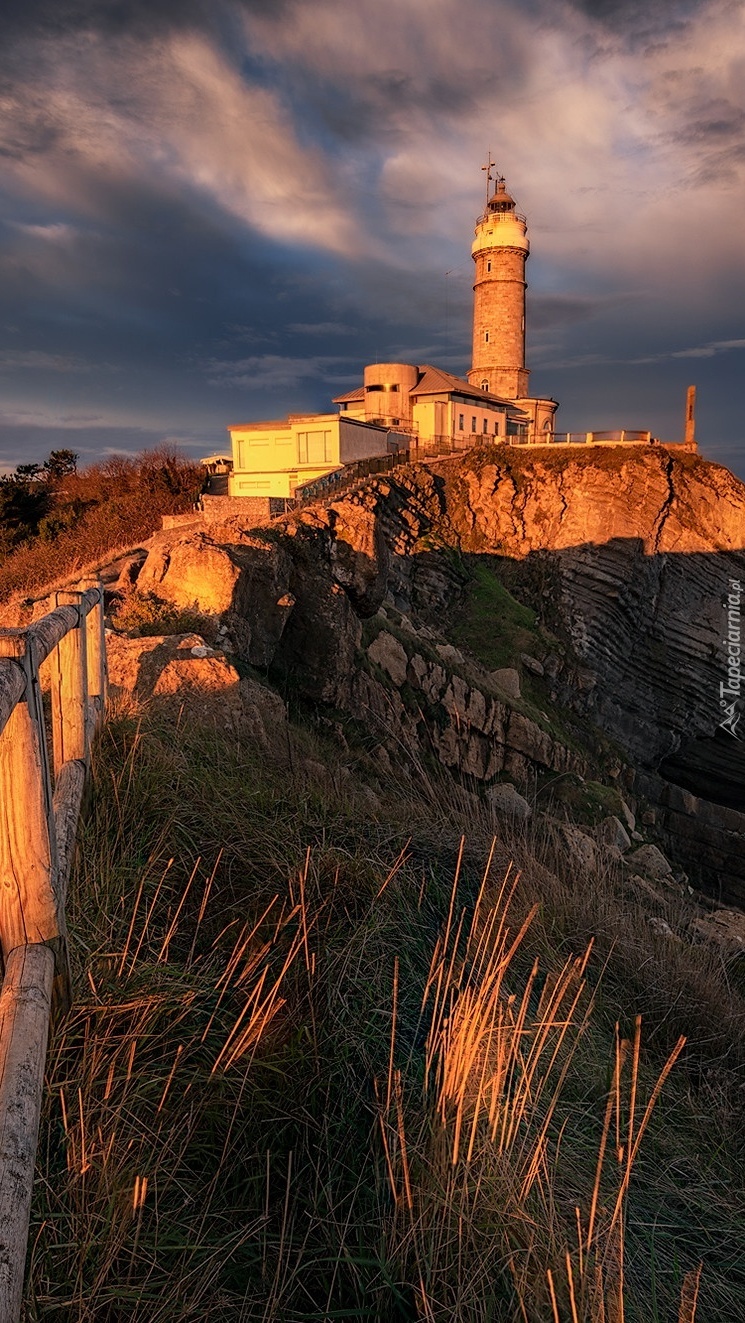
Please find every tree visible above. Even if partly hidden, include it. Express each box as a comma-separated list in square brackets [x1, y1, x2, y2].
[42, 450, 78, 483]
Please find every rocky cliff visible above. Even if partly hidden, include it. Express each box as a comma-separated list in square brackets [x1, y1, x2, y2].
[98, 443, 745, 904]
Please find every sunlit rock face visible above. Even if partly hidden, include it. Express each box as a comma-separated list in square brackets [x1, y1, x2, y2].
[446, 447, 745, 557]
[121, 443, 744, 901]
[443, 447, 745, 766]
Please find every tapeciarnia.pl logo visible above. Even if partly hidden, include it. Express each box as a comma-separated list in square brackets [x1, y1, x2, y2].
[720, 578, 742, 737]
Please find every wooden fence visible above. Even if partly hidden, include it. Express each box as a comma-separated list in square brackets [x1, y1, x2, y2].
[0, 580, 107, 1322]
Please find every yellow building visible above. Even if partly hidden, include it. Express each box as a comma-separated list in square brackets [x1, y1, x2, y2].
[228, 412, 407, 499]
[334, 362, 528, 446]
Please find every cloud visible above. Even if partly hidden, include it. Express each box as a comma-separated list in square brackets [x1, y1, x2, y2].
[0, 27, 364, 257]
[631, 338, 745, 364]
[287, 321, 351, 336]
[206, 352, 357, 390]
[529, 294, 632, 331]
[0, 350, 98, 372]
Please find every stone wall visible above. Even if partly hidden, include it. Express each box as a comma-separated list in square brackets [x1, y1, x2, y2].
[200, 494, 279, 525]
[161, 512, 203, 530]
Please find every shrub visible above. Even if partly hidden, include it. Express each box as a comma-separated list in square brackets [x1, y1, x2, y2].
[111, 592, 214, 639]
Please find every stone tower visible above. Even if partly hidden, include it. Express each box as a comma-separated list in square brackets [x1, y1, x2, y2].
[467, 175, 529, 400]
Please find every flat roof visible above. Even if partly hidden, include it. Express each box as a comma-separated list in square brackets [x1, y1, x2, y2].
[228, 412, 396, 432]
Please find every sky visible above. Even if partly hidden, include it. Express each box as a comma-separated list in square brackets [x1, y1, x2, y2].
[1, 0, 744, 477]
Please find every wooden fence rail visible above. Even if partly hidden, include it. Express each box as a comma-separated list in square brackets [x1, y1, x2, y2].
[0, 580, 107, 1323]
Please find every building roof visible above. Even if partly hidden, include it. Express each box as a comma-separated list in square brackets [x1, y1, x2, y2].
[333, 364, 526, 415]
[228, 412, 338, 430]
[333, 385, 365, 404]
[412, 364, 516, 409]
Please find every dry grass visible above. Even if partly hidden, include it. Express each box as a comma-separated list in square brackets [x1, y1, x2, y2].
[23, 701, 745, 1319]
[378, 849, 691, 1321]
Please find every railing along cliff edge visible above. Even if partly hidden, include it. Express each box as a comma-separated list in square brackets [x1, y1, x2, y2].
[0, 579, 107, 1322]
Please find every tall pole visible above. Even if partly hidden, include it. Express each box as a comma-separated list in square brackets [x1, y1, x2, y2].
[684, 385, 697, 449]
[481, 153, 495, 208]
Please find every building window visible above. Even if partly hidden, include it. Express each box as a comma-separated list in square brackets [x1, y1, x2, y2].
[494, 419, 499, 434]
[471, 416, 477, 432]
[487, 260, 492, 272]
[458, 413, 464, 430]
[481, 379, 489, 391]
[297, 429, 332, 464]
[484, 331, 489, 342]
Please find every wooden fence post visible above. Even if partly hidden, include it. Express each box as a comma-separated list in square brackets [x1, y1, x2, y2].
[0, 632, 69, 1008]
[49, 592, 89, 778]
[79, 579, 107, 732]
[0, 944, 55, 1323]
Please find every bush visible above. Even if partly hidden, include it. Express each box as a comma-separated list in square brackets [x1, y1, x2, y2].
[0, 447, 202, 603]
[111, 592, 213, 639]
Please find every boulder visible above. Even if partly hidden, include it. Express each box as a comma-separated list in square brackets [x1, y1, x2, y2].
[486, 782, 532, 822]
[436, 643, 465, 666]
[113, 551, 146, 595]
[136, 532, 297, 668]
[619, 798, 636, 831]
[596, 815, 632, 853]
[627, 844, 673, 879]
[367, 631, 408, 688]
[106, 631, 241, 722]
[648, 916, 677, 941]
[490, 668, 521, 700]
[561, 823, 597, 872]
[692, 909, 745, 952]
[239, 675, 288, 752]
[142, 535, 242, 614]
[520, 653, 544, 676]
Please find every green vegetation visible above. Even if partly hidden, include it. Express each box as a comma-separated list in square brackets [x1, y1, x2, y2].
[543, 775, 632, 827]
[450, 559, 541, 672]
[0, 448, 201, 604]
[24, 697, 745, 1320]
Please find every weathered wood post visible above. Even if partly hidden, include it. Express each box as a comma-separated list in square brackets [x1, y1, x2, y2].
[0, 634, 63, 961]
[79, 578, 107, 732]
[49, 592, 89, 778]
[0, 944, 55, 1323]
[0, 592, 111, 1323]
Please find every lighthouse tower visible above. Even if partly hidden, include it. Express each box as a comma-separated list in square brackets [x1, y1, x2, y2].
[467, 175, 529, 399]
[468, 169, 558, 442]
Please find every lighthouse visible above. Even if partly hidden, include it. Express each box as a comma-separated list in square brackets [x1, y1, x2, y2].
[468, 167, 558, 442]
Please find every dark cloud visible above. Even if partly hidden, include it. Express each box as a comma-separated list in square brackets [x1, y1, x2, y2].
[568, 0, 699, 33]
[529, 293, 624, 332]
[0, 0, 291, 43]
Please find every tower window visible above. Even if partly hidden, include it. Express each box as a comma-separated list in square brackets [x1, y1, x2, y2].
[481, 379, 489, 391]
[484, 331, 489, 343]
[486, 260, 492, 272]
[458, 413, 464, 430]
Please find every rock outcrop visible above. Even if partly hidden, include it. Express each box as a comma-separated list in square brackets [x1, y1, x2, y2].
[115, 444, 745, 904]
